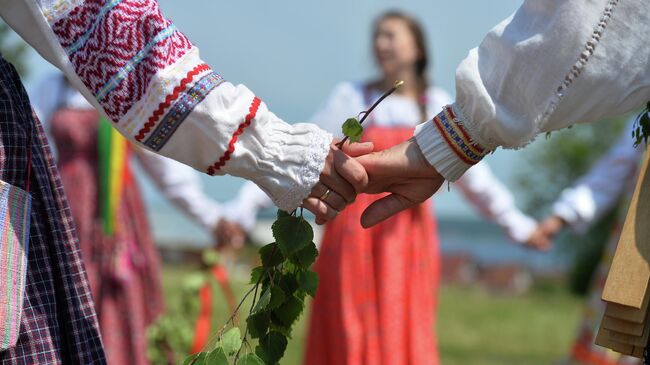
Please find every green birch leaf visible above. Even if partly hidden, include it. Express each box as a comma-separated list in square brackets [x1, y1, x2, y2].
[183, 352, 205, 365]
[291, 242, 318, 268]
[299, 270, 319, 298]
[247, 312, 269, 339]
[255, 331, 288, 365]
[204, 347, 228, 365]
[272, 216, 313, 257]
[238, 353, 265, 365]
[253, 287, 272, 314]
[273, 295, 304, 328]
[250, 266, 264, 285]
[268, 285, 286, 310]
[220, 327, 242, 356]
[278, 273, 299, 296]
[259, 243, 284, 267]
[342, 117, 363, 143]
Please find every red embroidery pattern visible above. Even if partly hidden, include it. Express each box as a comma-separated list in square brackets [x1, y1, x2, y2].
[51, 0, 193, 122]
[52, 0, 103, 48]
[207, 97, 262, 175]
[445, 107, 485, 154]
[135, 63, 210, 142]
[431, 106, 486, 165]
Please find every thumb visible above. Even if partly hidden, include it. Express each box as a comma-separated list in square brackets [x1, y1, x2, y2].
[339, 141, 375, 157]
[360, 193, 414, 228]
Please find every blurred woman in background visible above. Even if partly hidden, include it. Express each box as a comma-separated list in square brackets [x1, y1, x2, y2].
[227, 11, 537, 365]
[32, 74, 244, 365]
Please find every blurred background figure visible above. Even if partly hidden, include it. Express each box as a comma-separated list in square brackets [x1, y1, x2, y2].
[31, 73, 244, 365]
[526, 117, 642, 365]
[224, 11, 536, 365]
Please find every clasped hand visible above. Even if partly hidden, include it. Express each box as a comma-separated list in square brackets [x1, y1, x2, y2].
[304, 138, 444, 228]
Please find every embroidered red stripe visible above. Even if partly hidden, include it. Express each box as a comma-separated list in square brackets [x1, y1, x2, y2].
[444, 106, 485, 153]
[432, 116, 478, 166]
[207, 96, 262, 175]
[134, 63, 210, 142]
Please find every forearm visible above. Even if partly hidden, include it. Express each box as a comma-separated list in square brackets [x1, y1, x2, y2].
[135, 148, 222, 231]
[2, 0, 332, 212]
[456, 163, 535, 242]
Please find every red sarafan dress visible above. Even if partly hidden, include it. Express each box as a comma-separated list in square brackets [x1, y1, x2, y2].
[301, 82, 451, 365]
[304, 124, 440, 365]
[50, 107, 164, 365]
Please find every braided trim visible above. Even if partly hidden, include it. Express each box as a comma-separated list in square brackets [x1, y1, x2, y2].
[135, 63, 210, 142]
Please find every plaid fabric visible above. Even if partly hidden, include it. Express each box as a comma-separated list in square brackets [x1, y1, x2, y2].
[0, 56, 106, 363]
[0, 179, 32, 351]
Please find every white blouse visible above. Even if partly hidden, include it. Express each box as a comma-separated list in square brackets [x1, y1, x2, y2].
[552, 117, 642, 232]
[414, 0, 650, 182]
[0, 0, 332, 212]
[229, 82, 537, 243]
[32, 73, 223, 232]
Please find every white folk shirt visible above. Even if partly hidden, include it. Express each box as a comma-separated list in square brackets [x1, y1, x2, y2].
[0, 0, 332, 212]
[413, 0, 650, 182]
[552, 117, 643, 232]
[32, 73, 224, 233]
[230, 82, 537, 243]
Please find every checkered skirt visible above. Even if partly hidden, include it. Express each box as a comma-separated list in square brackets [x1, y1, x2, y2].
[0, 57, 105, 364]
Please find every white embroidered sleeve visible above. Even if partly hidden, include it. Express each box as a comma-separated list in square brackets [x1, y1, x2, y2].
[134, 148, 223, 232]
[415, 0, 650, 181]
[0, 0, 331, 212]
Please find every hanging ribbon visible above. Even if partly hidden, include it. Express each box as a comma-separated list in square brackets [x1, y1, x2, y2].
[98, 117, 129, 236]
[190, 263, 237, 354]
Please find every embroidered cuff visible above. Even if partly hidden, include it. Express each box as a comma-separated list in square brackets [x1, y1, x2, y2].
[414, 105, 490, 181]
[218, 100, 333, 213]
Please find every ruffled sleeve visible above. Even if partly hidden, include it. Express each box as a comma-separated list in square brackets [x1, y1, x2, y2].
[414, 0, 650, 181]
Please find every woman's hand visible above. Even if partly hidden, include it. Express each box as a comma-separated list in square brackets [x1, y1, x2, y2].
[302, 140, 374, 225]
[523, 216, 566, 251]
[356, 137, 444, 228]
[213, 218, 246, 250]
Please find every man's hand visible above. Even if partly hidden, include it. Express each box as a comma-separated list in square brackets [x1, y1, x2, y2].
[302, 140, 374, 225]
[356, 138, 445, 228]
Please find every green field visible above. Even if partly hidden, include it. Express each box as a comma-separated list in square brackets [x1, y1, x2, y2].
[160, 264, 583, 365]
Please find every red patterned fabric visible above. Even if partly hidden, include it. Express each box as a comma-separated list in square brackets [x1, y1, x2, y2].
[51, 0, 193, 122]
[51, 108, 164, 365]
[303, 126, 440, 365]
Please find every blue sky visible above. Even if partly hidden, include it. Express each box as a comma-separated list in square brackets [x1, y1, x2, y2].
[20, 0, 542, 241]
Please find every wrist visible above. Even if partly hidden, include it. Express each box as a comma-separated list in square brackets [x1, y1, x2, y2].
[413, 105, 490, 181]
[407, 137, 443, 180]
